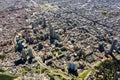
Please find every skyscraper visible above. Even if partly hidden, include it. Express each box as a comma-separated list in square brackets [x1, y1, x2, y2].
[21, 49, 27, 62]
[49, 25, 55, 44]
[114, 71, 120, 80]
[68, 63, 78, 76]
[28, 48, 34, 64]
[42, 18, 47, 28]
[99, 42, 104, 53]
[17, 40, 24, 52]
[28, 48, 34, 58]
[109, 39, 118, 54]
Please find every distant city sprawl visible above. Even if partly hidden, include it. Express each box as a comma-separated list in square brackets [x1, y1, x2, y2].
[0, 0, 120, 80]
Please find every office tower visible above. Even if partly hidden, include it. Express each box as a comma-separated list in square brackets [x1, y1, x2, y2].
[38, 43, 43, 50]
[21, 49, 27, 62]
[49, 25, 55, 44]
[50, 26, 55, 39]
[99, 42, 105, 53]
[109, 39, 118, 54]
[114, 42, 120, 54]
[42, 18, 47, 28]
[28, 48, 34, 58]
[17, 40, 24, 52]
[114, 71, 120, 80]
[28, 48, 34, 64]
[68, 63, 78, 76]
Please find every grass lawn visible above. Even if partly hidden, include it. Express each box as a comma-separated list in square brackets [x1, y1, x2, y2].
[0, 74, 17, 80]
[52, 49, 59, 56]
[78, 70, 91, 78]
[44, 4, 53, 8]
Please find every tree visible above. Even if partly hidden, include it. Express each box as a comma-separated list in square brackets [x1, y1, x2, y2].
[95, 60, 120, 80]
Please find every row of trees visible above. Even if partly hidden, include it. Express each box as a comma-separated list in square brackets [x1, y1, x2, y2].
[95, 60, 120, 80]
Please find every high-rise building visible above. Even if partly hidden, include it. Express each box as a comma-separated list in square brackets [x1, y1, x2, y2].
[42, 18, 47, 28]
[50, 26, 55, 39]
[27, 48, 34, 64]
[38, 43, 43, 50]
[28, 48, 34, 58]
[109, 39, 118, 54]
[49, 24, 60, 44]
[49, 25, 55, 44]
[114, 71, 120, 80]
[21, 49, 27, 61]
[99, 42, 104, 53]
[68, 63, 78, 76]
[115, 42, 120, 54]
[17, 40, 24, 52]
